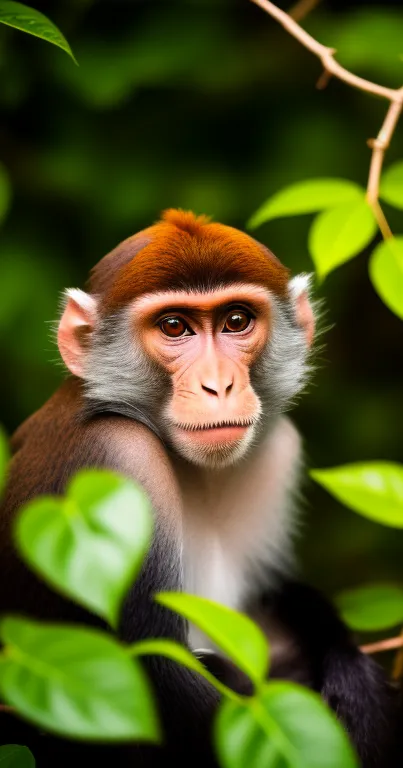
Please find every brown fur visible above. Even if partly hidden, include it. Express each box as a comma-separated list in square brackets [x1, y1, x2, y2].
[88, 210, 290, 315]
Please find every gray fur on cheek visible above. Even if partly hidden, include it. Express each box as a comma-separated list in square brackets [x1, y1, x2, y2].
[82, 307, 170, 435]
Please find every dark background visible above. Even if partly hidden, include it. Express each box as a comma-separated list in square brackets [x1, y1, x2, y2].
[1, 0, 402, 642]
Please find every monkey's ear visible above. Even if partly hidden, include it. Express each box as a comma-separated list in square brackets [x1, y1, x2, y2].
[57, 289, 97, 378]
[289, 275, 315, 347]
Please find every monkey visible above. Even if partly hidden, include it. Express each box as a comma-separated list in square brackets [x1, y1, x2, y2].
[0, 209, 399, 767]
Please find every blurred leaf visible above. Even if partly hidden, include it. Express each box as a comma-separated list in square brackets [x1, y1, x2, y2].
[15, 469, 153, 628]
[0, 1, 76, 62]
[337, 583, 403, 632]
[309, 201, 377, 280]
[331, 9, 403, 84]
[156, 593, 269, 686]
[0, 745, 35, 768]
[215, 681, 358, 768]
[0, 617, 159, 742]
[380, 162, 403, 211]
[0, 428, 8, 497]
[369, 237, 403, 320]
[132, 638, 238, 699]
[247, 179, 364, 229]
[311, 463, 403, 528]
[0, 162, 11, 226]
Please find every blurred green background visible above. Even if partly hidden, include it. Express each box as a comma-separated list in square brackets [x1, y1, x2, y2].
[1, 0, 402, 636]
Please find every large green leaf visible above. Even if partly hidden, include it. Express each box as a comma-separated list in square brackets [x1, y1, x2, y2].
[156, 593, 269, 687]
[0, 617, 159, 742]
[308, 200, 377, 280]
[15, 469, 153, 628]
[215, 682, 357, 768]
[311, 463, 403, 528]
[0, 1, 75, 62]
[380, 162, 403, 211]
[247, 179, 364, 230]
[0, 745, 35, 768]
[369, 237, 403, 320]
[0, 163, 11, 226]
[337, 583, 403, 632]
[0, 428, 9, 497]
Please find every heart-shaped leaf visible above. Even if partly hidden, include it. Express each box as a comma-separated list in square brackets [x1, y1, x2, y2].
[0, 1, 76, 62]
[336, 583, 403, 632]
[15, 469, 153, 628]
[0, 617, 159, 742]
[311, 463, 403, 528]
[369, 237, 403, 320]
[0, 745, 35, 768]
[0, 428, 9, 497]
[380, 161, 403, 211]
[0, 162, 11, 226]
[309, 200, 377, 280]
[156, 593, 269, 687]
[247, 179, 364, 229]
[215, 682, 358, 768]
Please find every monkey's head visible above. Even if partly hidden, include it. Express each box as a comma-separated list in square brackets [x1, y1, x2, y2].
[58, 210, 314, 468]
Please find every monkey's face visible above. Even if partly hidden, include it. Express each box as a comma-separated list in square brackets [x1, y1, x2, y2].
[133, 284, 270, 468]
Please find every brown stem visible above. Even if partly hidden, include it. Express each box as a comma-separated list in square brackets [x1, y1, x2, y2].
[250, 0, 403, 239]
[288, 0, 321, 23]
[360, 636, 403, 655]
[0, 703, 14, 713]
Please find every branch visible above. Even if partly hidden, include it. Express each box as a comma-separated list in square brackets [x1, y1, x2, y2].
[288, 0, 321, 23]
[360, 636, 403, 656]
[251, 0, 403, 237]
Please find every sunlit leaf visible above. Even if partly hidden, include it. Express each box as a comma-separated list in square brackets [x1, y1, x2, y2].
[309, 200, 377, 280]
[310, 463, 403, 527]
[0, 1, 76, 63]
[156, 593, 269, 686]
[247, 179, 364, 229]
[337, 583, 403, 632]
[0, 617, 159, 742]
[132, 638, 238, 699]
[15, 469, 153, 628]
[0, 162, 11, 226]
[215, 681, 357, 768]
[0, 428, 9, 497]
[0, 745, 35, 768]
[380, 161, 403, 210]
[369, 237, 403, 320]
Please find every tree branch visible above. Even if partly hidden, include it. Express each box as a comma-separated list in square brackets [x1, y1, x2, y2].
[250, 0, 403, 236]
[360, 636, 403, 656]
[288, 0, 321, 23]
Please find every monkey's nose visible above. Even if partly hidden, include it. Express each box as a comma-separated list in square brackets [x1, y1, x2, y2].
[201, 379, 234, 399]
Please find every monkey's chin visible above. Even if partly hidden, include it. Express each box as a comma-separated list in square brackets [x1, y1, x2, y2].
[171, 424, 256, 469]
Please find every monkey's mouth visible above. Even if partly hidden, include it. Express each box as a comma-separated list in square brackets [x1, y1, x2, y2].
[175, 419, 255, 445]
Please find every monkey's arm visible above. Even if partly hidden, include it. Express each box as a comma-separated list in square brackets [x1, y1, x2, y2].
[258, 580, 399, 768]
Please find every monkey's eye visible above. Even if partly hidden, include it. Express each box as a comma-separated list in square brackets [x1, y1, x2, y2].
[223, 310, 252, 333]
[159, 316, 191, 338]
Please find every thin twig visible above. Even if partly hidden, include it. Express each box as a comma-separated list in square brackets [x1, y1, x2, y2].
[250, 0, 403, 234]
[360, 636, 403, 655]
[288, 0, 321, 23]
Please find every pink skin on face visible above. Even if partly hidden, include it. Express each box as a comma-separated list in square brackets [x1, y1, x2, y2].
[132, 285, 271, 458]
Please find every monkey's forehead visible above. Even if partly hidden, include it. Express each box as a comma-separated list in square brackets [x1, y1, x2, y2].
[87, 209, 290, 312]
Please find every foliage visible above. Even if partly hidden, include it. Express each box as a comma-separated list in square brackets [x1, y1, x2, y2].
[0, 1, 75, 62]
[0, 745, 35, 768]
[337, 584, 403, 632]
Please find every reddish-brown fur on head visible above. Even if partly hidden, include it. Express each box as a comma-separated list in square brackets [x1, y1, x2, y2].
[89, 209, 290, 314]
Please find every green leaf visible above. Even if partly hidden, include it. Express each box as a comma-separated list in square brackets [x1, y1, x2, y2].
[337, 583, 403, 632]
[0, 617, 159, 742]
[0, 428, 9, 497]
[15, 469, 153, 628]
[215, 681, 357, 768]
[380, 161, 403, 210]
[0, 745, 35, 768]
[309, 200, 377, 280]
[247, 179, 364, 229]
[310, 463, 403, 528]
[0, 1, 76, 63]
[132, 638, 239, 700]
[369, 237, 403, 320]
[0, 163, 12, 226]
[156, 593, 269, 686]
